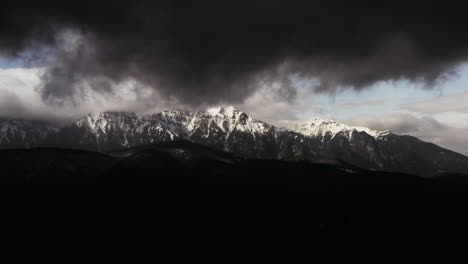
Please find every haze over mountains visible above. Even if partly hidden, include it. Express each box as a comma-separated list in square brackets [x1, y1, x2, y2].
[1, 106, 468, 177]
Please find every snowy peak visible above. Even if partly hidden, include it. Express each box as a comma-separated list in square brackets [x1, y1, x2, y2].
[141, 110, 192, 138]
[200, 106, 273, 135]
[204, 106, 246, 128]
[205, 106, 242, 118]
[76, 112, 137, 133]
[296, 118, 390, 139]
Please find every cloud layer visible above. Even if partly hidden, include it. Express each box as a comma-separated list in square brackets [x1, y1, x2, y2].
[2, 1, 468, 105]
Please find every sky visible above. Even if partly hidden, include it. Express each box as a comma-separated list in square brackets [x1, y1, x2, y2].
[1, 1, 468, 155]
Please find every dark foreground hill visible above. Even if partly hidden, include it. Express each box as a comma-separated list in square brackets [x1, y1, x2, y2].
[2, 141, 468, 250]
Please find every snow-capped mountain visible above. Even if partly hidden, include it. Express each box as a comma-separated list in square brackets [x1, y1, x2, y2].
[46, 106, 280, 158]
[187, 106, 280, 158]
[0, 118, 56, 149]
[296, 118, 390, 140]
[1, 106, 468, 177]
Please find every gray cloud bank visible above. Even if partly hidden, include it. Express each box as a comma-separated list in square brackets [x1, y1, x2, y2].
[1, 1, 468, 106]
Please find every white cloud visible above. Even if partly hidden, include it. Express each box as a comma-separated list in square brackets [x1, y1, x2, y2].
[236, 83, 318, 128]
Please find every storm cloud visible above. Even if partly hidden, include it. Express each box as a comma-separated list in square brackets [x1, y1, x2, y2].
[2, 1, 468, 105]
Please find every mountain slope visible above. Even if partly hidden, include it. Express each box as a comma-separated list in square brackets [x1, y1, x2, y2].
[45, 112, 178, 151]
[0, 118, 56, 149]
[1, 107, 468, 177]
[293, 123, 468, 177]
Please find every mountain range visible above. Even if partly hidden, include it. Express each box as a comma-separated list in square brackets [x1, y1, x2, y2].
[1, 106, 468, 177]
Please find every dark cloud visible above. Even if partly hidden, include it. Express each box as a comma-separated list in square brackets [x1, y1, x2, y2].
[2, 0, 468, 105]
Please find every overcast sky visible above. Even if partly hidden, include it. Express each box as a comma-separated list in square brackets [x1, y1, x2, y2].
[1, 1, 468, 155]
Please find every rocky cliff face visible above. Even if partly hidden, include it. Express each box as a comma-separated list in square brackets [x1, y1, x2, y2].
[2, 106, 468, 177]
